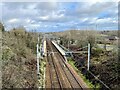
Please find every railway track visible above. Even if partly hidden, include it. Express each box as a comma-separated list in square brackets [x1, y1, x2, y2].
[45, 40, 89, 89]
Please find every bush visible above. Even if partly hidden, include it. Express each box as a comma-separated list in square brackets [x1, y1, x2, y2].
[18, 47, 27, 58]
[77, 39, 88, 48]
[2, 46, 15, 61]
[2, 29, 38, 88]
[92, 48, 103, 57]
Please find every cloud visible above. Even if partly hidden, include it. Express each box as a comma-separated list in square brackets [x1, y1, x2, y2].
[7, 18, 20, 23]
[68, 2, 117, 18]
[36, 2, 58, 10]
[2, 1, 118, 32]
[37, 10, 65, 23]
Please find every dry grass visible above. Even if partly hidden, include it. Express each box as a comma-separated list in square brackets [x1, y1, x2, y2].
[2, 27, 39, 88]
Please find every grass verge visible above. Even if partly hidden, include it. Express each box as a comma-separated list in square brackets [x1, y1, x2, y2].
[68, 58, 95, 88]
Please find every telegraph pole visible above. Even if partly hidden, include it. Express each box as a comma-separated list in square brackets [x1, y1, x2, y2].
[87, 43, 90, 71]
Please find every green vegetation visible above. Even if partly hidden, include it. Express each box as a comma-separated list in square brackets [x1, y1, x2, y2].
[67, 58, 96, 89]
[92, 47, 103, 57]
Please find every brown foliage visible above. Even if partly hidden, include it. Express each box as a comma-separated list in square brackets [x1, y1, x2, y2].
[2, 28, 38, 88]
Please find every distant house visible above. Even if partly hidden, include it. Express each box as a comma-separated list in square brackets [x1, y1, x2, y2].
[108, 36, 119, 41]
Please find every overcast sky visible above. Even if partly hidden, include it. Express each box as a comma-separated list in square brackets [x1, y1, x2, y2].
[0, 0, 118, 32]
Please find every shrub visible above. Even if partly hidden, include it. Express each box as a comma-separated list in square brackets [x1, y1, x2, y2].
[92, 48, 103, 57]
[2, 46, 15, 61]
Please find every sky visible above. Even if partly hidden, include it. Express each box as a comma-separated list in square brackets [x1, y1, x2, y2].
[0, 0, 119, 32]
